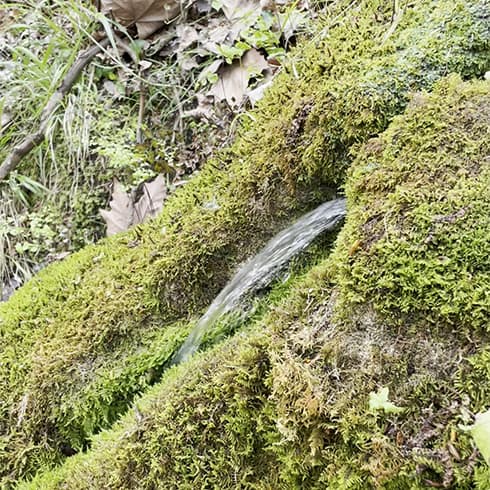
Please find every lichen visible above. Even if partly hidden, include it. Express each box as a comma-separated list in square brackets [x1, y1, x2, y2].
[0, 0, 488, 484]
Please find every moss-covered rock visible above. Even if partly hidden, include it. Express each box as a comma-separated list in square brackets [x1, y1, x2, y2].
[0, 0, 489, 484]
[21, 76, 490, 489]
[333, 75, 490, 329]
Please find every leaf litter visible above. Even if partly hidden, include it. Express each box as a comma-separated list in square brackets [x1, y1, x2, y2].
[96, 0, 318, 234]
[0, 0, 322, 297]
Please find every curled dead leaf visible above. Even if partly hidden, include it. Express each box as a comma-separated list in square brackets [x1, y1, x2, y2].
[101, 0, 182, 39]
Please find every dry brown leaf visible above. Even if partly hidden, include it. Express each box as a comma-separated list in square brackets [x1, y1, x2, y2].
[220, 0, 258, 21]
[242, 48, 270, 72]
[247, 77, 273, 106]
[134, 174, 167, 222]
[197, 58, 223, 83]
[216, 1, 261, 42]
[100, 180, 134, 236]
[100, 175, 167, 236]
[200, 19, 235, 54]
[101, 0, 182, 39]
[279, 9, 308, 42]
[175, 24, 199, 50]
[209, 48, 270, 106]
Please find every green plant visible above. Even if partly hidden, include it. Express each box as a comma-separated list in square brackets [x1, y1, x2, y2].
[0, 0, 101, 288]
[241, 12, 285, 58]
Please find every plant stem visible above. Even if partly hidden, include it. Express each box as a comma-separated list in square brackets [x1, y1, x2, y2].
[0, 37, 110, 182]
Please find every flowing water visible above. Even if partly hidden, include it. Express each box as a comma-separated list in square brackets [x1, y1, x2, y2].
[171, 198, 347, 365]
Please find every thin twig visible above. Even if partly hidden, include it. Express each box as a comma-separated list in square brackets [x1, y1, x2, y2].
[382, 0, 403, 44]
[0, 37, 110, 182]
[136, 72, 146, 144]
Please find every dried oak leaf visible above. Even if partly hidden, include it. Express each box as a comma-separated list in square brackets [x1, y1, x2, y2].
[101, 0, 182, 39]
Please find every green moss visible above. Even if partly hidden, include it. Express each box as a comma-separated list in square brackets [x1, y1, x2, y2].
[18, 77, 490, 489]
[1, 0, 489, 484]
[333, 75, 490, 330]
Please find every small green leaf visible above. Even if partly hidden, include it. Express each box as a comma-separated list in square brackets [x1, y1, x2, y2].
[460, 409, 490, 464]
[206, 72, 219, 84]
[235, 41, 251, 51]
[369, 387, 405, 414]
[211, 0, 223, 11]
[216, 44, 247, 64]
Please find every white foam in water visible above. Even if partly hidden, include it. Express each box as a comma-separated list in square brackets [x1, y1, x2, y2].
[171, 198, 346, 365]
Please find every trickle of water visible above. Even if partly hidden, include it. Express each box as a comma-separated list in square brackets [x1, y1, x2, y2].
[171, 198, 346, 365]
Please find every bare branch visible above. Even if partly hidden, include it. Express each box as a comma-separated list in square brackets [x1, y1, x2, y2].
[0, 38, 110, 182]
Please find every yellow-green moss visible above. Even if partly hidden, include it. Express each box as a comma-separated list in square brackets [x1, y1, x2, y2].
[332, 75, 490, 330]
[1, 0, 489, 485]
[19, 77, 490, 489]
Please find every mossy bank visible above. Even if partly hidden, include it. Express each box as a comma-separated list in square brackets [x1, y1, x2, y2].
[21, 77, 490, 489]
[0, 0, 489, 486]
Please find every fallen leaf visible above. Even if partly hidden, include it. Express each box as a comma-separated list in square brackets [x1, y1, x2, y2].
[219, 0, 258, 21]
[134, 174, 167, 221]
[209, 48, 270, 106]
[100, 180, 134, 236]
[101, 0, 182, 39]
[175, 24, 199, 50]
[278, 8, 308, 43]
[178, 53, 200, 71]
[246, 76, 273, 106]
[198, 59, 224, 84]
[202, 19, 238, 54]
[100, 175, 167, 236]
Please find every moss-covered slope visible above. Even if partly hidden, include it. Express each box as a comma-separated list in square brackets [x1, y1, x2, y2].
[333, 78, 490, 330]
[21, 76, 490, 489]
[0, 0, 489, 484]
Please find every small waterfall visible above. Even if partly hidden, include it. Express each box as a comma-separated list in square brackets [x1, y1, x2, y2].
[171, 198, 347, 365]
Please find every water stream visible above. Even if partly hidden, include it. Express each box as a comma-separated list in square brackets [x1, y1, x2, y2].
[171, 198, 346, 365]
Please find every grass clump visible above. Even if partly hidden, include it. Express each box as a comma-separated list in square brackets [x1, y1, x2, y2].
[21, 76, 490, 489]
[0, 0, 489, 484]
